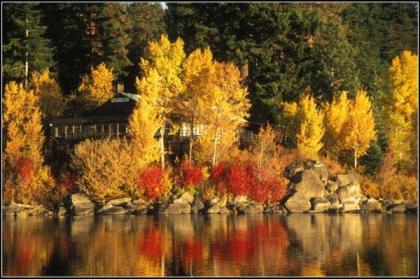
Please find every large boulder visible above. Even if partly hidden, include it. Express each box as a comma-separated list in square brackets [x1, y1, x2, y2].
[360, 198, 382, 212]
[285, 193, 312, 213]
[244, 202, 264, 214]
[191, 198, 205, 213]
[67, 193, 94, 216]
[179, 192, 194, 204]
[312, 162, 329, 185]
[206, 196, 228, 214]
[342, 202, 360, 212]
[108, 197, 132, 206]
[97, 204, 128, 215]
[404, 202, 417, 214]
[389, 204, 406, 213]
[284, 161, 304, 180]
[337, 182, 362, 204]
[162, 199, 191, 214]
[132, 199, 149, 215]
[336, 174, 358, 187]
[290, 170, 326, 198]
[310, 197, 331, 212]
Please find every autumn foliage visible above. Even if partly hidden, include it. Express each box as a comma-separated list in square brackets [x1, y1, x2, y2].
[178, 160, 204, 189]
[138, 165, 172, 200]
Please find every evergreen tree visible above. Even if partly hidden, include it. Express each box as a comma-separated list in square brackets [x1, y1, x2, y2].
[126, 3, 166, 92]
[3, 3, 54, 87]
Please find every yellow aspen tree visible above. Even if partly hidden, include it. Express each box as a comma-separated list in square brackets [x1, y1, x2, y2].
[196, 61, 250, 166]
[181, 47, 216, 162]
[138, 34, 186, 169]
[3, 82, 44, 203]
[296, 95, 325, 158]
[343, 89, 377, 169]
[79, 62, 114, 108]
[128, 70, 162, 170]
[384, 50, 418, 167]
[323, 91, 350, 157]
[30, 69, 64, 118]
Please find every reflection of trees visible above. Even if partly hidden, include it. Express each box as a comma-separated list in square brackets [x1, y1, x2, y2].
[2, 214, 417, 276]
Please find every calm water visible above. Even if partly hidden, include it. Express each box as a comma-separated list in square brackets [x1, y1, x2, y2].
[2, 214, 418, 276]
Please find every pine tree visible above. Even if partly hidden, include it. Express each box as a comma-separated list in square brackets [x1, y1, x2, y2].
[3, 3, 54, 87]
[29, 70, 65, 119]
[323, 91, 350, 157]
[384, 50, 418, 169]
[126, 3, 166, 92]
[181, 48, 216, 162]
[343, 89, 377, 169]
[137, 34, 186, 169]
[78, 63, 115, 109]
[296, 95, 325, 158]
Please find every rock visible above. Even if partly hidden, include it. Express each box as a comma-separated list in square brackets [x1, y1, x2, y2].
[234, 195, 248, 206]
[132, 198, 148, 206]
[67, 193, 94, 216]
[207, 205, 221, 214]
[337, 174, 358, 187]
[220, 207, 232, 214]
[133, 204, 149, 215]
[360, 198, 382, 212]
[326, 181, 338, 193]
[3, 202, 30, 216]
[342, 202, 360, 212]
[290, 170, 326, 198]
[97, 205, 128, 215]
[404, 202, 417, 214]
[245, 203, 264, 214]
[312, 163, 329, 185]
[310, 197, 331, 212]
[337, 182, 362, 204]
[209, 197, 220, 207]
[162, 200, 191, 214]
[390, 204, 406, 213]
[284, 161, 304, 180]
[285, 193, 311, 213]
[179, 192, 194, 204]
[191, 199, 205, 213]
[108, 197, 132, 206]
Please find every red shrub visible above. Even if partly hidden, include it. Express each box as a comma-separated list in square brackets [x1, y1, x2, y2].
[59, 172, 77, 193]
[138, 166, 171, 200]
[179, 161, 204, 188]
[16, 158, 34, 185]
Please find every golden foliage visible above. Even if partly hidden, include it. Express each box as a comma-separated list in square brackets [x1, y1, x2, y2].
[296, 95, 325, 158]
[342, 89, 377, 168]
[385, 50, 418, 166]
[72, 138, 139, 202]
[195, 61, 250, 166]
[29, 70, 65, 118]
[323, 91, 349, 157]
[79, 63, 114, 108]
[359, 176, 381, 199]
[280, 101, 298, 145]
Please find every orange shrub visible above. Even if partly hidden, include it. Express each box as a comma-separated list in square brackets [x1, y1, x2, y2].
[359, 176, 381, 199]
[138, 165, 172, 201]
[178, 160, 204, 189]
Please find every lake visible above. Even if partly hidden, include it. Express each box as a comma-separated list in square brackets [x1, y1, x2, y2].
[2, 214, 418, 276]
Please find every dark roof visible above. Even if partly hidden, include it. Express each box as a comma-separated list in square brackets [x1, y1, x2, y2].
[84, 92, 140, 117]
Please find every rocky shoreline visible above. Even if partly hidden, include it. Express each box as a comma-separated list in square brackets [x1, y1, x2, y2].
[3, 160, 418, 217]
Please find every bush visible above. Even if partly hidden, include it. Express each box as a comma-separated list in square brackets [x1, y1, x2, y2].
[138, 165, 172, 201]
[178, 160, 204, 189]
[359, 176, 381, 199]
[71, 138, 138, 202]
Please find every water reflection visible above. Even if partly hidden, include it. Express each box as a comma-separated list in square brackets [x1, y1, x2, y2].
[2, 214, 417, 276]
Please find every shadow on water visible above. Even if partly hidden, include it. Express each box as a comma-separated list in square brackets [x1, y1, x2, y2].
[2, 213, 418, 276]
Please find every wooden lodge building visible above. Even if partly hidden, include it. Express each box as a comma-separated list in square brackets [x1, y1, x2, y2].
[47, 91, 264, 158]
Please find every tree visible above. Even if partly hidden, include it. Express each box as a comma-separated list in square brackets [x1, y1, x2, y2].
[126, 3, 166, 92]
[137, 34, 186, 169]
[343, 89, 377, 169]
[3, 3, 54, 87]
[323, 91, 349, 157]
[384, 50, 418, 169]
[3, 82, 48, 204]
[29, 70, 65, 118]
[181, 48, 216, 162]
[279, 101, 298, 147]
[195, 62, 250, 166]
[128, 71, 162, 170]
[78, 63, 115, 109]
[295, 95, 325, 158]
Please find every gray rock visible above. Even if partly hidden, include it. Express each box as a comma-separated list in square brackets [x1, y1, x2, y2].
[326, 181, 338, 193]
[245, 203, 264, 214]
[312, 163, 329, 185]
[337, 174, 358, 187]
[209, 197, 220, 206]
[180, 192, 194, 204]
[284, 161, 304, 180]
[97, 205, 128, 215]
[132, 198, 148, 206]
[285, 193, 311, 213]
[360, 198, 382, 212]
[108, 197, 132, 206]
[162, 200, 191, 214]
[390, 204, 406, 213]
[290, 170, 326, 198]
[310, 197, 331, 212]
[207, 205, 221, 214]
[67, 193, 94, 216]
[342, 202, 360, 212]
[191, 199, 205, 213]
[234, 195, 248, 206]
[220, 207, 232, 214]
[337, 182, 362, 204]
